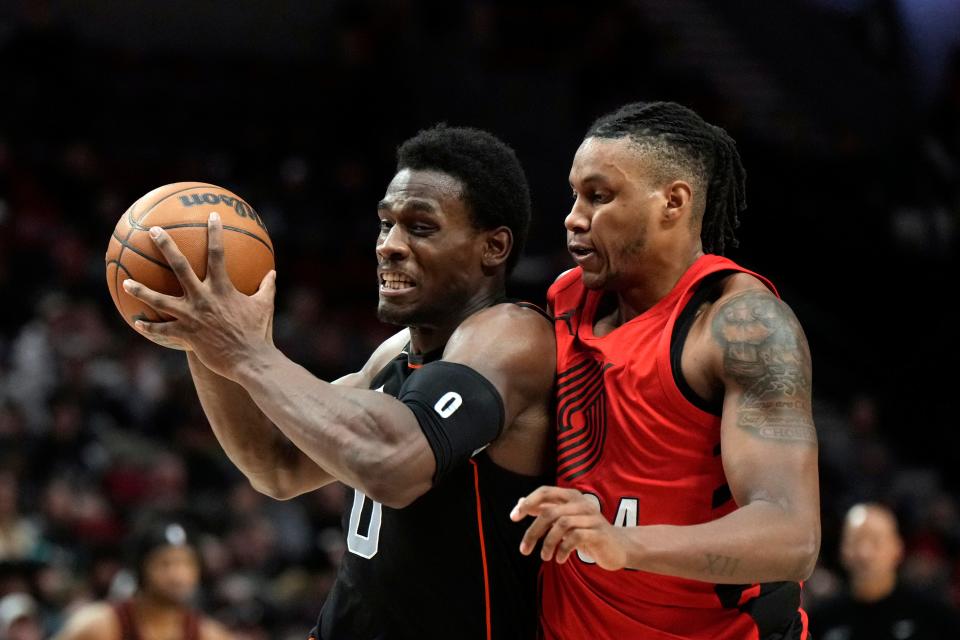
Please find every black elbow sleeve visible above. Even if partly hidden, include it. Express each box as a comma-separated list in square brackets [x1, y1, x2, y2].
[398, 361, 505, 483]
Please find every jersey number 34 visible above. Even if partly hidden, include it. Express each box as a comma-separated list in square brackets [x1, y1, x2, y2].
[578, 493, 638, 564]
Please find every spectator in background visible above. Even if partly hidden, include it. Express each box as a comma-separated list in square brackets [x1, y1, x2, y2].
[0, 592, 42, 640]
[809, 503, 960, 639]
[0, 472, 40, 564]
[53, 514, 230, 640]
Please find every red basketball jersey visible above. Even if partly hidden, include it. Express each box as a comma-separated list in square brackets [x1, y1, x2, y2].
[541, 255, 809, 640]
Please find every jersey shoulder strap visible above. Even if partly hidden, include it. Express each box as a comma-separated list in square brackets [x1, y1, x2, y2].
[183, 609, 201, 640]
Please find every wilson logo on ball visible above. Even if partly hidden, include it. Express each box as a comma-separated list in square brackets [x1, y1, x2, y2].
[106, 182, 275, 351]
[178, 193, 267, 231]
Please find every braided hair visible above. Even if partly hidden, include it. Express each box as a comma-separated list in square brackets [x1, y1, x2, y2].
[586, 102, 746, 254]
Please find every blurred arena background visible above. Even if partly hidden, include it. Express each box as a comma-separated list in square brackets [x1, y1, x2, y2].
[0, 0, 958, 637]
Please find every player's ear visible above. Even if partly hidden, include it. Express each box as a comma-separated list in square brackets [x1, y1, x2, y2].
[481, 226, 513, 272]
[663, 179, 693, 223]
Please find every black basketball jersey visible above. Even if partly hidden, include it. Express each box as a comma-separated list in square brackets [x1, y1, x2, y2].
[309, 324, 550, 639]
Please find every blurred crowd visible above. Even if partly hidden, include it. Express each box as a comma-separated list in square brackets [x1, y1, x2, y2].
[1, 0, 959, 638]
[0, 291, 357, 638]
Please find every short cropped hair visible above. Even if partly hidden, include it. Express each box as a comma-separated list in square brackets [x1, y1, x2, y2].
[397, 125, 532, 272]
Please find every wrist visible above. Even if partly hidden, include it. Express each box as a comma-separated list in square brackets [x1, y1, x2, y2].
[231, 343, 284, 387]
[621, 525, 651, 571]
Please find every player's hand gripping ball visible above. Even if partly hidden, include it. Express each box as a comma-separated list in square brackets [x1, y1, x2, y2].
[105, 182, 274, 350]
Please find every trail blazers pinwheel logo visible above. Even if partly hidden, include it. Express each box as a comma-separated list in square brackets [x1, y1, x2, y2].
[556, 358, 611, 481]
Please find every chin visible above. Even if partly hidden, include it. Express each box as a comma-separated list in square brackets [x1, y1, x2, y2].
[578, 271, 606, 290]
[377, 301, 417, 326]
[378, 296, 461, 329]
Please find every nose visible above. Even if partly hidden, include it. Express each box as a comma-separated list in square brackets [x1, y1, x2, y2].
[376, 224, 410, 262]
[565, 198, 591, 234]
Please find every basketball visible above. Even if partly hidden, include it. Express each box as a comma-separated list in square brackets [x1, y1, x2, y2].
[105, 182, 275, 349]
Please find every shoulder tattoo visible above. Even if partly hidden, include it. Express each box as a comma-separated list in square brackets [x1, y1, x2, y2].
[711, 290, 817, 445]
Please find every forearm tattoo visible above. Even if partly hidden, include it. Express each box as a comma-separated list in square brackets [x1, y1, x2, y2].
[704, 553, 741, 577]
[711, 291, 817, 445]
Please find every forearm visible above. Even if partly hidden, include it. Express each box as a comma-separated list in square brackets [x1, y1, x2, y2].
[232, 347, 434, 506]
[187, 352, 333, 498]
[625, 500, 819, 584]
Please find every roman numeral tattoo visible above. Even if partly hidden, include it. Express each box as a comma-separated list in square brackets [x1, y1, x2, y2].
[704, 553, 741, 577]
[711, 291, 817, 445]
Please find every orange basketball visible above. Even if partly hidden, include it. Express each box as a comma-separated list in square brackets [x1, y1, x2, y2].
[105, 182, 275, 349]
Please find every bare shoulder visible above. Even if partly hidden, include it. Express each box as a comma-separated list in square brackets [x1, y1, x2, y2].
[444, 302, 555, 375]
[705, 273, 810, 371]
[450, 302, 552, 343]
[53, 602, 118, 640]
[451, 303, 555, 474]
[199, 616, 233, 640]
[708, 273, 806, 349]
[440, 302, 555, 418]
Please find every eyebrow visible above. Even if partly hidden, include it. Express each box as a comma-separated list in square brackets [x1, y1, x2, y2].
[582, 174, 611, 185]
[377, 198, 438, 213]
[570, 173, 612, 188]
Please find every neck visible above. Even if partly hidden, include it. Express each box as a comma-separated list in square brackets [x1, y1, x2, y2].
[612, 245, 703, 325]
[133, 591, 184, 621]
[407, 287, 504, 354]
[850, 574, 897, 603]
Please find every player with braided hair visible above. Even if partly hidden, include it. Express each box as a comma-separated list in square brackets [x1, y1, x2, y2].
[584, 101, 747, 255]
[512, 102, 820, 639]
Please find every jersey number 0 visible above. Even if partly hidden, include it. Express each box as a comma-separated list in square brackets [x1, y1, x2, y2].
[347, 490, 382, 558]
[346, 387, 466, 558]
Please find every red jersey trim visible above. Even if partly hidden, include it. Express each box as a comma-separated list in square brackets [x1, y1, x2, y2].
[547, 268, 583, 312]
[469, 459, 493, 640]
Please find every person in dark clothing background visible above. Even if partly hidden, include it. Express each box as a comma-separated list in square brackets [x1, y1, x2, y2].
[809, 503, 960, 640]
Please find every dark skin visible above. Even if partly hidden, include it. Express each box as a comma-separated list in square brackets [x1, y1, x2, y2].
[511, 136, 820, 584]
[123, 169, 553, 508]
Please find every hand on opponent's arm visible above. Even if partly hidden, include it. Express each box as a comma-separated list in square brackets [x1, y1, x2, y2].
[512, 284, 820, 584]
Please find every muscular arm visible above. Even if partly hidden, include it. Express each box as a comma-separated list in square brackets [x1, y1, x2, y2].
[517, 285, 820, 584]
[441, 304, 555, 476]
[188, 329, 409, 500]
[188, 353, 334, 499]
[614, 288, 820, 583]
[231, 305, 553, 508]
[127, 221, 553, 507]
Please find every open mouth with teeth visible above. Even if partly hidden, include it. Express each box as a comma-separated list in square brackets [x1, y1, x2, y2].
[380, 272, 416, 291]
[570, 246, 593, 256]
